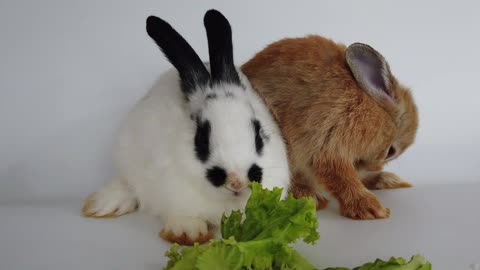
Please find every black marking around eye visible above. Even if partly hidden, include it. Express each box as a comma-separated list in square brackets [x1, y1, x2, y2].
[252, 119, 264, 155]
[248, 164, 263, 183]
[194, 119, 211, 163]
[206, 166, 227, 187]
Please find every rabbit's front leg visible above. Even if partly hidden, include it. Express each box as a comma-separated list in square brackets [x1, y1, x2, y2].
[289, 171, 329, 210]
[160, 216, 214, 246]
[313, 157, 389, 220]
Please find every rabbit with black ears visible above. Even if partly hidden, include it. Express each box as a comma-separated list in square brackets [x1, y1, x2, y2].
[82, 10, 290, 245]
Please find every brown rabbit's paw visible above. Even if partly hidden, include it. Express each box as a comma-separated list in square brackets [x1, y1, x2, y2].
[290, 184, 329, 211]
[340, 191, 389, 220]
[160, 217, 213, 246]
[364, 172, 412, 190]
[82, 190, 138, 218]
[315, 195, 329, 210]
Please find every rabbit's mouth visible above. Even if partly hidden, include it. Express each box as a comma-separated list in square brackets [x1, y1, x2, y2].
[227, 189, 248, 199]
[233, 191, 242, 196]
[228, 188, 248, 197]
[225, 173, 249, 195]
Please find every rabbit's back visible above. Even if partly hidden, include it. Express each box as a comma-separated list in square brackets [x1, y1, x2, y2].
[242, 36, 391, 164]
[112, 70, 208, 214]
[114, 69, 193, 175]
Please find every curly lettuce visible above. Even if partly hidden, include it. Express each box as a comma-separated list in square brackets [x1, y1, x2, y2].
[164, 182, 318, 270]
[323, 255, 432, 270]
[163, 183, 431, 270]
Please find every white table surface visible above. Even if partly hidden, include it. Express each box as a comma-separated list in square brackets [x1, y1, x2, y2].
[1, 182, 478, 270]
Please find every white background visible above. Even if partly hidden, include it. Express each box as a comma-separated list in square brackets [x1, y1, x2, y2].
[1, 0, 479, 202]
[1, 1, 480, 269]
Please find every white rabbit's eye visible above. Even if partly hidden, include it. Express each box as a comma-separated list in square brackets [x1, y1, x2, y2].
[386, 146, 396, 160]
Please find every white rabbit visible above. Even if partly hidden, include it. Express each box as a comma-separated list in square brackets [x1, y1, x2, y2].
[82, 10, 290, 245]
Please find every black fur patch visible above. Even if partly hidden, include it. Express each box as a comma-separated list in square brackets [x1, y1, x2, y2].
[206, 166, 227, 187]
[252, 119, 264, 155]
[204, 10, 241, 86]
[146, 16, 210, 98]
[194, 119, 211, 163]
[248, 164, 263, 183]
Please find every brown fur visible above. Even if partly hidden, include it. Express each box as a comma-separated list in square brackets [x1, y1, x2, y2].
[159, 229, 214, 246]
[242, 36, 418, 220]
[360, 171, 413, 190]
[290, 172, 329, 210]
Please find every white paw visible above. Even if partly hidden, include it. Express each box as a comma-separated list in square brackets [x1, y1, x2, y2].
[82, 181, 137, 218]
[163, 216, 209, 240]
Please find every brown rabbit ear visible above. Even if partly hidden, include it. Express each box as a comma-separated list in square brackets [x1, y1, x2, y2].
[346, 43, 394, 104]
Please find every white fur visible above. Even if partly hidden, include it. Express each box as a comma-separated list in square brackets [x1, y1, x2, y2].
[87, 179, 137, 216]
[89, 68, 290, 236]
[163, 216, 209, 240]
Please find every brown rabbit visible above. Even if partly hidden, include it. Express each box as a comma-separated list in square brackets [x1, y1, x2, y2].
[242, 36, 418, 220]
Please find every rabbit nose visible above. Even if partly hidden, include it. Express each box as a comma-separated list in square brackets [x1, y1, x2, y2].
[226, 173, 246, 192]
[229, 181, 242, 191]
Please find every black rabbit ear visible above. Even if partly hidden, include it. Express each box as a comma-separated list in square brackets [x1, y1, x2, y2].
[203, 10, 241, 85]
[146, 16, 210, 97]
[346, 43, 395, 105]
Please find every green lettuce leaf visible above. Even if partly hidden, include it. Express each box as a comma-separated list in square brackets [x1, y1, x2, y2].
[194, 237, 317, 270]
[164, 183, 319, 270]
[222, 182, 319, 244]
[163, 183, 431, 270]
[164, 243, 206, 270]
[194, 240, 243, 270]
[273, 245, 317, 270]
[323, 255, 432, 270]
[220, 210, 242, 240]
